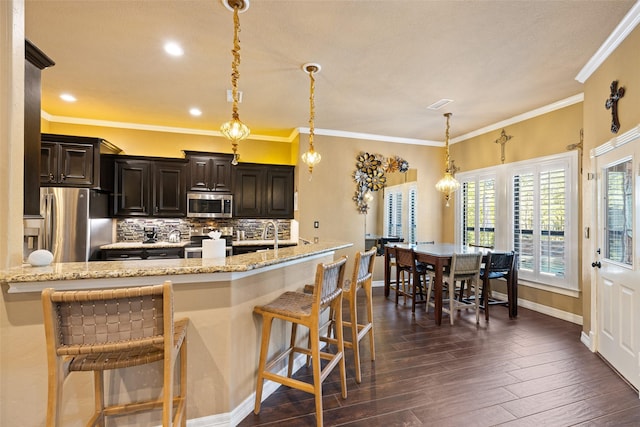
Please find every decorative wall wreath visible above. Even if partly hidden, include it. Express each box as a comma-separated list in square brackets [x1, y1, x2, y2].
[352, 152, 409, 213]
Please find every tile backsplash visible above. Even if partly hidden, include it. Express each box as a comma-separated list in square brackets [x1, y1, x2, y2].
[116, 218, 292, 242]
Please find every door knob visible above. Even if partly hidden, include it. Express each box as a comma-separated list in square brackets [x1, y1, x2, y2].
[591, 261, 601, 268]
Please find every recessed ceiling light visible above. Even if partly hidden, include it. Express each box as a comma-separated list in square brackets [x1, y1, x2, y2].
[226, 89, 243, 103]
[60, 93, 76, 102]
[427, 99, 453, 110]
[164, 41, 184, 57]
[189, 108, 202, 116]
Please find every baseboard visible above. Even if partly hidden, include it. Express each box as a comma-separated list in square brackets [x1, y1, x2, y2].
[581, 330, 596, 352]
[185, 350, 315, 426]
[491, 290, 583, 325]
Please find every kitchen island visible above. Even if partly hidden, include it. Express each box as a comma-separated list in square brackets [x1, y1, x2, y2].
[0, 241, 352, 426]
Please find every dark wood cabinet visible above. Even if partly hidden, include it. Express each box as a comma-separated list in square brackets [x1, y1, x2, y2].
[234, 163, 294, 218]
[23, 40, 54, 216]
[113, 157, 187, 217]
[184, 151, 233, 192]
[40, 138, 98, 186]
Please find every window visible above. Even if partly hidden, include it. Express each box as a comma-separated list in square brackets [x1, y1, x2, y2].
[384, 189, 402, 238]
[604, 158, 633, 265]
[384, 183, 418, 243]
[456, 151, 578, 291]
[461, 175, 496, 247]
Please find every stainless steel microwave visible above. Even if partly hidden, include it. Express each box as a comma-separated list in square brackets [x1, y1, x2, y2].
[186, 193, 233, 218]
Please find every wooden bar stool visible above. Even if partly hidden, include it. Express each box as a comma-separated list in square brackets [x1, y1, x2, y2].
[253, 257, 348, 427]
[315, 247, 377, 383]
[41, 281, 188, 426]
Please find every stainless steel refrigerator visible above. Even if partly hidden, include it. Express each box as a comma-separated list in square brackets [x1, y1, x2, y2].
[40, 187, 113, 262]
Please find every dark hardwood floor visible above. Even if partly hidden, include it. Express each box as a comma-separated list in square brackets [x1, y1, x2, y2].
[239, 287, 640, 426]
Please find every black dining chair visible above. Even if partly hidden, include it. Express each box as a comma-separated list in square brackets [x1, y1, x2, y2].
[477, 251, 517, 320]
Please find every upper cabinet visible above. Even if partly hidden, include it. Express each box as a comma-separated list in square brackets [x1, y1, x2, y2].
[23, 40, 54, 216]
[234, 163, 294, 219]
[184, 151, 233, 192]
[40, 133, 119, 188]
[111, 156, 187, 217]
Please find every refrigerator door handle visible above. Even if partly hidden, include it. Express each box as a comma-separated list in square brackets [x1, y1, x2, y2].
[44, 193, 53, 251]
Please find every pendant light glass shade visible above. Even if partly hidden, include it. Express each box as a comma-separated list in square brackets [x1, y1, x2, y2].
[435, 112, 460, 207]
[301, 63, 322, 176]
[220, 0, 250, 165]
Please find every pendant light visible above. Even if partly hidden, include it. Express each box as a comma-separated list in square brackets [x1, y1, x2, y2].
[435, 112, 460, 207]
[220, 0, 250, 165]
[301, 63, 322, 177]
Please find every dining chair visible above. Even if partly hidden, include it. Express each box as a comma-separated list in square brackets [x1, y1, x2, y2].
[394, 246, 428, 313]
[428, 252, 483, 325]
[253, 257, 348, 427]
[478, 251, 517, 320]
[41, 281, 189, 427]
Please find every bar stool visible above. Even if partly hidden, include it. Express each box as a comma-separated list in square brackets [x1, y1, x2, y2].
[317, 247, 377, 383]
[41, 281, 188, 426]
[253, 257, 348, 427]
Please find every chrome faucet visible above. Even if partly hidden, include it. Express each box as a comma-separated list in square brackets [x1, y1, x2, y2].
[262, 220, 279, 250]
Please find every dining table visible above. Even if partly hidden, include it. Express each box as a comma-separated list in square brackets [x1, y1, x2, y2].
[384, 243, 506, 325]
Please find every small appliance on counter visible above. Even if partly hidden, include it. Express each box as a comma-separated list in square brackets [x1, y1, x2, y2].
[143, 227, 157, 243]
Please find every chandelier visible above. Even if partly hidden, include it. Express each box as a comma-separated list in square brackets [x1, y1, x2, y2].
[435, 112, 460, 207]
[301, 63, 322, 176]
[220, 0, 250, 166]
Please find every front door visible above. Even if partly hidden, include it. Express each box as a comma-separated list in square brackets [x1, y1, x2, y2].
[594, 135, 639, 393]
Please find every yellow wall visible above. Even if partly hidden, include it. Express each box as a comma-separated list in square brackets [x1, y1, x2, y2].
[581, 25, 640, 334]
[43, 121, 295, 164]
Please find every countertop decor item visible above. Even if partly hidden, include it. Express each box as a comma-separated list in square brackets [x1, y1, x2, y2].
[27, 249, 54, 267]
[220, 0, 251, 165]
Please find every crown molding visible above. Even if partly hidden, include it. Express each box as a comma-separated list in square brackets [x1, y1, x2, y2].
[450, 94, 584, 144]
[41, 111, 297, 143]
[43, 93, 583, 148]
[297, 127, 440, 146]
[575, 1, 640, 83]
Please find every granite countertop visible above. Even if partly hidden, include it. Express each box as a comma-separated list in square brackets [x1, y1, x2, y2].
[0, 241, 351, 285]
[100, 241, 190, 249]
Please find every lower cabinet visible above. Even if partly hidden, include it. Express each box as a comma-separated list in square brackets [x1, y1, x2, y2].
[234, 164, 294, 218]
[113, 157, 187, 217]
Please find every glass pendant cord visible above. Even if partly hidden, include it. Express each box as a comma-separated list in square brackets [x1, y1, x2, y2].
[435, 112, 460, 207]
[301, 64, 321, 177]
[220, 3, 250, 165]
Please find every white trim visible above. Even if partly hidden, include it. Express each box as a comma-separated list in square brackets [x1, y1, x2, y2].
[575, 1, 640, 83]
[450, 94, 584, 144]
[590, 123, 640, 158]
[492, 290, 583, 325]
[42, 94, 585, 148]
[182, 347, 316, 426]
[518, 279, 581, 299]
[41, 110, 298, 143]
[581, 330, 597, 352]
[298, 126, 441, 147]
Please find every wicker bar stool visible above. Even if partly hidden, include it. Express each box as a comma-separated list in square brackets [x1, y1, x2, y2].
[310, 247, 377, 384]
[41, 281, 188, 427]
[253, 257, 348, 427]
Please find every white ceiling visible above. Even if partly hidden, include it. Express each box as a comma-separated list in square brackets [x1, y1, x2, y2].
[25, 0, 637, 145]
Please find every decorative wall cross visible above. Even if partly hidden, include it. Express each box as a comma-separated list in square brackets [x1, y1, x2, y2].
[494, 129, 513, 164]
[605, 80, 625, 134]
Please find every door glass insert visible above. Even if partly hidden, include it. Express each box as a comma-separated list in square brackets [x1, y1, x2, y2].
[604, 158, 633, 265]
